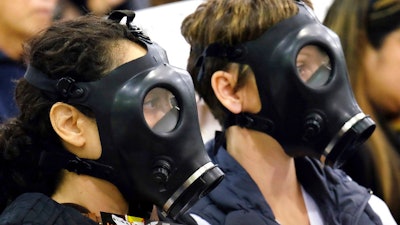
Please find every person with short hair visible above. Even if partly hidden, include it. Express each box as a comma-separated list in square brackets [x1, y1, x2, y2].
[179, 0, 396, 224]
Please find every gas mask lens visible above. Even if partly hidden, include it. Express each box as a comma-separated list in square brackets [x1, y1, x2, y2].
[143, 87, 179, 133]
[296, 45, 332, 88]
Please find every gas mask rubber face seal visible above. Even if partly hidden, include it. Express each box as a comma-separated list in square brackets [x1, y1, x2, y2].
[198, 1, 375, 168]
[24, 11, 223, 220]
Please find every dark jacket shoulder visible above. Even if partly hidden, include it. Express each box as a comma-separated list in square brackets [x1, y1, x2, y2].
[0, 193, 96, 225]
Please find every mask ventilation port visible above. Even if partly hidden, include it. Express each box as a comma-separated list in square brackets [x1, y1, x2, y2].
[152, 159, 171, 186]
[302, 113, 324, 141]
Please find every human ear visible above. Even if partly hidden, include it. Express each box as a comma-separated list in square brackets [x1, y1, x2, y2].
[211, 70, 242, 114]
[50, 102, 101, 159]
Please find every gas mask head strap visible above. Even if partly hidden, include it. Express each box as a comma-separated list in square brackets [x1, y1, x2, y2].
[108, 10, 153, 44]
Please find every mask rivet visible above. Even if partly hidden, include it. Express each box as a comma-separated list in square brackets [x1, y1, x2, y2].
[152, 159, 171, 184]
[303, 113, 324, 141]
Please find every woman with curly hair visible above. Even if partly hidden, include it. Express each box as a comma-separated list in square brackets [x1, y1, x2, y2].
[0, 11, 222, 225]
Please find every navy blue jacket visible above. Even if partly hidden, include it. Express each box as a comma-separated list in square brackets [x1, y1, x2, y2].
[0, 193, 186, 225]
[0, 51, 26, 123]
[186, 138, 383, 225]
[0, 193, 97, 225]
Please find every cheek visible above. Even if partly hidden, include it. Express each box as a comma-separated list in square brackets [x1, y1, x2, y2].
[365, 47, 400, 113]
[18, 1, 56, 36]
[88, 121, 103, 159]
[0, 6, 24, 28]
[378, 33, 400, 80]
[244, 76, 262, 113]
[143, 112, 164, 128]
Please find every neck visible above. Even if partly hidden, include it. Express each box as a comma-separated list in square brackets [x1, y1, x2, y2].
[226, 126, 299, 195]
[52, 170, 129, 218]
[225, 126, 309, 224]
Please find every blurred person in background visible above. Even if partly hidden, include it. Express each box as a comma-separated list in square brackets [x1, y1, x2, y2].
[55, 0, 182, 21]
[55, 0, 136, 20]
[324, 0, 400, 222]
[0, 0, 58, 123]
[151, 0, 181, 6]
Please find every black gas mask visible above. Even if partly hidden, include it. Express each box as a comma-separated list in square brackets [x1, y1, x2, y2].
[24, 11, 223, 220]
[197, 1, 375, 168]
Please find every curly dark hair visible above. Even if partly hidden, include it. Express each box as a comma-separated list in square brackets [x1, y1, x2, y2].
[0, 14, 138, 211]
